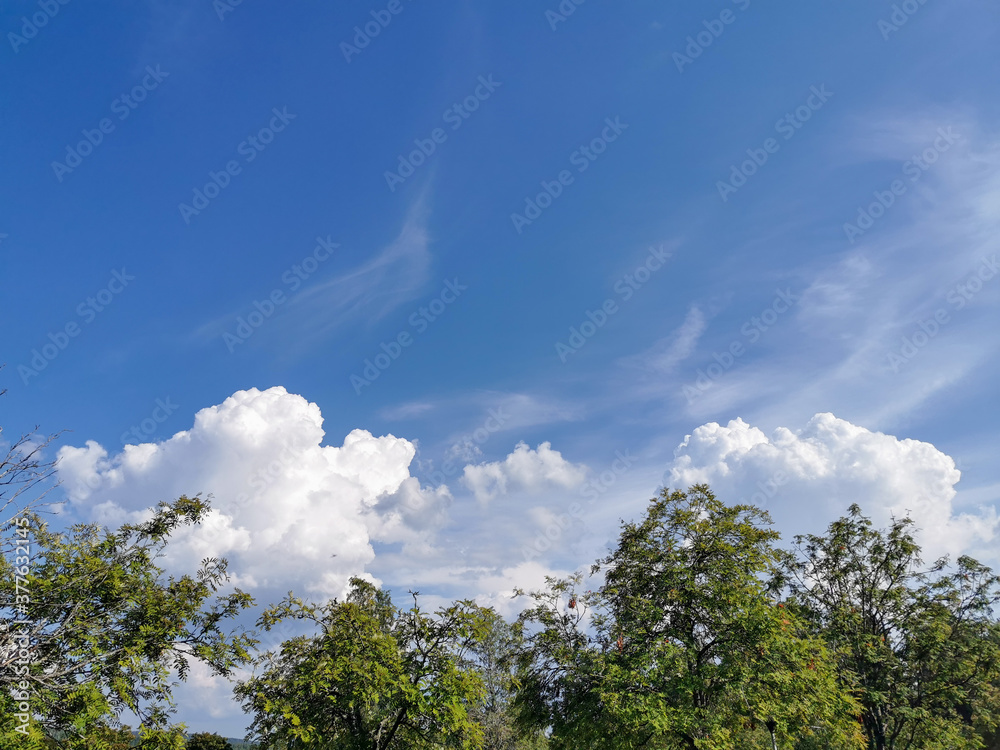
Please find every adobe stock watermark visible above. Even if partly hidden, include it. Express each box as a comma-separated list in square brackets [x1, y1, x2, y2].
[8, 0, 71, 54]
[51, 65, 169, 182]
[223, 236, 339, 352]
[350, 278, 468, 394]
[340, 0, 416, 63]
[18, 268, 136, 385]
[682, 288, 799, 404]
[423, 407, 510, 491]
[545, 0, 587, 31]
[510, 116, 628, 233]
[214, 0, 246, 21]
[230, 436, 314, 510]
[555, 244, 673, 363]
[655, 467, 788, 507]
[878, 0, 933, 40]
[384, 75, 501, 192]
[120, 397, 179, 445]
[520, 502, 586, 562]
[7, 516, 34, 737]
[885, 255, 998, 372]
[736, 470, 788, 507]
[521, 448, 636, 562]
[673, 0, 752, 73]
[178, 106, 296, 223]
[717, 85, 833, 202]
[580, 449, 636, 503]
[843, 127, 958, 243]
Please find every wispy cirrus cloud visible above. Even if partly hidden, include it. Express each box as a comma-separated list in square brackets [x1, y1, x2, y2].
[293, 201, 432, 336]
[192, 197, 433, 352]
[619, 305, 707, 374]
[609, 113, 1000, 432]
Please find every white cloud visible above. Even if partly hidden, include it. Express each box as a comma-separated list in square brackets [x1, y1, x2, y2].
[55, 387, 450, 599]
[176, 659, 249, 720]
[432, 393, 585, 464]
[666, 413, 998, 562]
[469, 561, 575, 619]
[461, 442, 588, 504]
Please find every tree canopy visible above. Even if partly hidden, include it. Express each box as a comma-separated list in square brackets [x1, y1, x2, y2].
[774, 503, 1000, 750]
[235, 578, 491, 749]
[0, 496, 256, 748]
[2, 417, 998, 750]
[515, 485, 863, 749]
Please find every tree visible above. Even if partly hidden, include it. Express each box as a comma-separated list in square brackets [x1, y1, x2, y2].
[0, 399, 60, 556]
[0, 496, 256, 746]
[236, 578, 490, 749]
[516, 485, 864, 749]
[74, 724, 136, 749]
[463, 609, 549, 749]
[0, 411, 56, 750]
[186, 731, 234, 750]
[775, 503, 1000, 750]
[981, 631, 1000, 750]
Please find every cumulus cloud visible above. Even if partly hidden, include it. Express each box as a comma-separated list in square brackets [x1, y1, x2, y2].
[461, 442, 588, 504]
[469, 561, 575, 619]
[665, 413, 998, 561]
[55, 387, 450, 599]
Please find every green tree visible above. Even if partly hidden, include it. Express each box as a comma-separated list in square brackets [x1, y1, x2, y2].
[516, 485, 864, 749]
[775, 504, 1000, 750]
[0, 496, 256, 746]
[463, 609, 549, 749]
[77, 724, 136, 749]
[982, 634, 1000, 750]
[186, 731, 234, 750]
[236, 578, 490, 749]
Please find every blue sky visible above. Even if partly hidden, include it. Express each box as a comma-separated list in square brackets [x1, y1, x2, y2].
[3, 0, 1000, 736]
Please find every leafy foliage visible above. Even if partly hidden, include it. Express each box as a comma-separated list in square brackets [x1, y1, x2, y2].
[0, 496, 256, 744]
[462, 609, 549, 749]
[775, 503, 1000, 750]
[516, 485, 864, 749]
[236, 578, 491, 749]
[3, 425, 998, 750]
